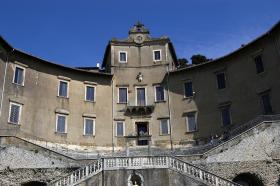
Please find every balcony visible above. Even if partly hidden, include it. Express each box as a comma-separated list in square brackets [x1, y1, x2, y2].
[125, 105, 154, 116]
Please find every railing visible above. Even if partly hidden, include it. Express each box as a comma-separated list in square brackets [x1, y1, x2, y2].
[50, 156, 240, 186]
[52, 159, 102, 186]
[228, 114, 280, 138]
[104, 156, 169, 170]
[170, 157, 239, 186]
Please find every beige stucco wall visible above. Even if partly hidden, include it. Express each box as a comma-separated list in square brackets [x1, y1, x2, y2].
[111, 43, 174, 147]
[169, 28, 280, 145]
[0, 53, 113, 147]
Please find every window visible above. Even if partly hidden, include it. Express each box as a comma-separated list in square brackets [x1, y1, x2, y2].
[216, 72, 226, 89]
[153, 50, 161, 61]
[160, 119, 170, 135]
[184, 82, 193, 97]
[155, 86, 165, 102]
[85, 85, 95, 102]
[8, 102, 22, 124]
[186, 113, 197, 132]
[118, 88, 128, 103]
[119, 51, 127, 63]
[221, 106, 231, 126]
[13, 66, 25, 86]
[261, 93, 272, 114]
[84, 118, 95, 136]
[254, 55, 264, 74]
[56, 114, 67, 133]
[136, 87, 146, 106]
[58, 81, 69, 98]
[116, 121, 125, 137]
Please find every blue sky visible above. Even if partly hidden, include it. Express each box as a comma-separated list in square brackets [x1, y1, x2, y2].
[1, 0, 280, 67]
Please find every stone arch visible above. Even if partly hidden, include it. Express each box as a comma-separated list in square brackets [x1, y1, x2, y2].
[21, 181, 47, 186]
[232, 172, 264, 186]
[128, 171, 144, 186]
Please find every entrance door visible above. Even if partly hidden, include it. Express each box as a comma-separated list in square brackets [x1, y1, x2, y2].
[137, 88, 146, 106]
[136, 122, 148, 146]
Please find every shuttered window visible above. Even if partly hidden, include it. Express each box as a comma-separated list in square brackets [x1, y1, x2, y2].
[58, 81, 68, 97]
[116, 121, 124, 136]
[13, 66, 24, 85]
[221, 107, 231, 126]
[155, 86, 165, 102]
[9, 102, 22, 124]
[160, 119, 170, 135]
[186, 113, 197, 132]
[118, 88, 128, 103]
[184, 82, 193, 97]
[56, 115, 66, 133]
[216, 73, 226, 89]
[84, 118, 95, 135]
[85, 86, 95, 102]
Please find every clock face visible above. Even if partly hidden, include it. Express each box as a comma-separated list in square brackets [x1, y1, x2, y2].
[134, 34, 144, 44]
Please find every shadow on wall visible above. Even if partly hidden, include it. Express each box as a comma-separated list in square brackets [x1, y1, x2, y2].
[21, 181, 47, 186]
[232, 172, 264, 186]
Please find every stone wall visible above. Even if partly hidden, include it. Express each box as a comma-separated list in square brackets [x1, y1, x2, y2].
[199, 160, 280, 186]
[190, 121, 280, 186]
[0, 168, 74, 186]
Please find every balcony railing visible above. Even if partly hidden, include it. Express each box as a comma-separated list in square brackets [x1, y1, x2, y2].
[125, 104, 154, 116]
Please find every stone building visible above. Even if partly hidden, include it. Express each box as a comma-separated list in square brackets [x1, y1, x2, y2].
[0, 21, 280, 186]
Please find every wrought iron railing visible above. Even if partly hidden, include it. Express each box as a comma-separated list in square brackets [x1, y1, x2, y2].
[50, 156, 240, 186]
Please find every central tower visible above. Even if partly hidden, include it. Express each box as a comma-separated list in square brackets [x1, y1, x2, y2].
[102, 22, 178, 150]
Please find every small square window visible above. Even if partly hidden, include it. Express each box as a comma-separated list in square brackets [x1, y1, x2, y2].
[118, 88, 128, 103]
[155, 86, 165, 102]
[153, 50, 161, 61]
[186, 113, 197, 132]
[13, 66, 25, 86]
[216, 72, 226, 89]
[221, 106, 231, 126]
[84, 118, 95, 136]
[184, 82, 193, 97]
[85, 86, 95, 102]
[116, 121, 125, 137]
[119, 52, 127, 63]
[160, 119, 170, 135]
[8, 102, 22, 124]
[56, 114, 67, 133]
[58, 81, 69, 98]
[254, 55, 264, 74]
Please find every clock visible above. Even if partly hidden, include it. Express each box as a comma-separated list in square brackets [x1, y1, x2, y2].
[134, 34, 144, 44]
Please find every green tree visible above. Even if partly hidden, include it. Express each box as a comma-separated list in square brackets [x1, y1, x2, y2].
[177, 58, 189, 68]
[191, 54, 211, 65]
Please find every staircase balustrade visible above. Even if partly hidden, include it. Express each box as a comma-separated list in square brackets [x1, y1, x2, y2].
[50, 156, 239, 186]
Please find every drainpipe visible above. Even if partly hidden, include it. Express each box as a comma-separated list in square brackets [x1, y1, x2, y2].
[0, 49, 13, 118]
[167, 64, 173, 152]
[111, 76, 115, 154]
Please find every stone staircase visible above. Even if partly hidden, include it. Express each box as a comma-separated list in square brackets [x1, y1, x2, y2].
[49, 156, 240, 186]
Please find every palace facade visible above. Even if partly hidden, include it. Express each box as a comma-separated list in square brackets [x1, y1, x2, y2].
[0, 21, 280, 150]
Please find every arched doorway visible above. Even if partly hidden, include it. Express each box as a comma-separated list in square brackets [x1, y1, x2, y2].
[232, 173, 263, 186]
[128, 172, 144, 186]
[21, 181, 47, 186]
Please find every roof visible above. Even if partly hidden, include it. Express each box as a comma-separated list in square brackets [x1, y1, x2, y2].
[0, 36, 112, 77]
[171, 20, 280, 74]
